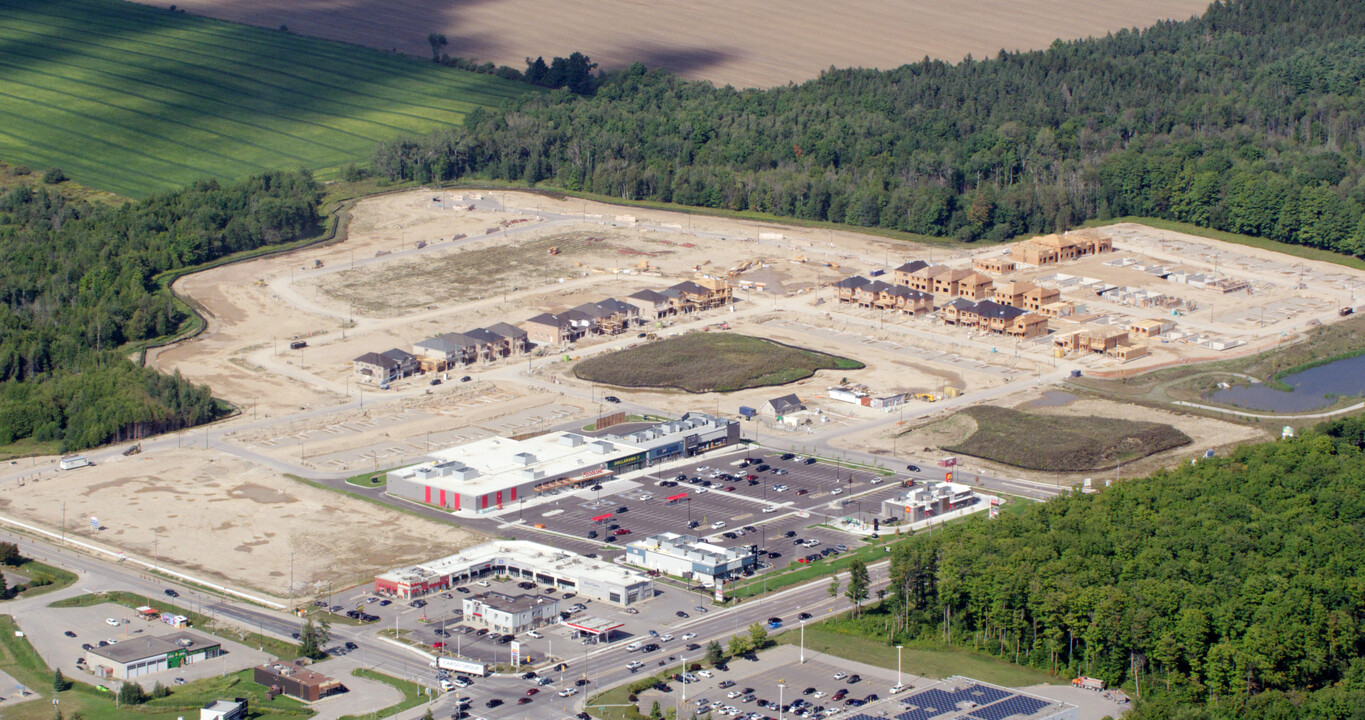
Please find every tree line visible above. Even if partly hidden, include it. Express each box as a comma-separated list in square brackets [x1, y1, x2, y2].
[378, 0, 1365, 258]
[0, 170, 322, 450]
[861, 416, 1365, 720]
[425, 34, 601, 95]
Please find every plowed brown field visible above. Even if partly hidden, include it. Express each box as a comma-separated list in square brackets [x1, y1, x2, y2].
[136, 0, 1211, 88]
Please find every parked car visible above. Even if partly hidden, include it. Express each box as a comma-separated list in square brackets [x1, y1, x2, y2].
[64, 630, 77, 638]
[164, 589, 179, 598]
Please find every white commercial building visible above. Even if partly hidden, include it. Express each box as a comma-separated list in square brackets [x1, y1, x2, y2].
[374, 540, 654, 605]
[385, 413, 738, 514]
[880, 480, 980, 525]
[462, 592, 561, 634]
[625, 532, 755, 583]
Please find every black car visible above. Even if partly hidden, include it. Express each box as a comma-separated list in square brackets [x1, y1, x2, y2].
[81, 643, 93, 651]
[780, 453, 795, 460]
[456, 586, 470, 593]
[755, 464, 769, 472]
[906, 464, 920, 472]
[460, 376, 472, 382]
[687, 521, 700, 528]
[485, 699, 503, 708]
[587, 530, 598, 539]
[345, 641, 358, 650]
[784, 530, 797, 538]
[563, 592, 576, 599]
[685, 643, 701, 651]
[653, 682, 671, 692]
[291, 632, 301, 640]
[576, 678, 591, 686]
[803, 457, 818, 465]
[64, 630, 77, 638]
[522, 671, 537, 680]
[849, 674, 862, 684]
[643, 643, 660, 652]
[676, 610, 689, 618]
[164, 589, 179, 598]
[604, 396, 621, 403]
[798, 612, 812, 620]
[803, 687, 817, 695]
[604, 536, 617, 543]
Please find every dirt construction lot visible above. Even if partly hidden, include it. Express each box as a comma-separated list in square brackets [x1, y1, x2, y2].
[0, 449, 483, 598]
[145, 0, 1211, 88]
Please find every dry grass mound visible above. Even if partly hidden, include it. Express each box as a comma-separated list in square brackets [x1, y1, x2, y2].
[574, 332, 862, 393]
[944, 406, 1192, 472]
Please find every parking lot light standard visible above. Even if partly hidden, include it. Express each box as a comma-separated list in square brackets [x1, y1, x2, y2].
[896, 645, 903, 687]
[799, 619, 806, 664]
[778, 681, 786, 720]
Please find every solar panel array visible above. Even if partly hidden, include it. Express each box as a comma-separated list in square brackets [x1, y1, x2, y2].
[967, 695, 1051, 720]
[965, 686, 1012, 705]
[894, 708, 940, 720]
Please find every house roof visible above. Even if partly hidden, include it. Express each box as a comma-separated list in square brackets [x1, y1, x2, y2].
[941, 298, 977, 311]
[764, 393, 804, 414]
[938, 269, 973, 283]
[959, 272, 993, 286]
[895, 260, 929, 274]
[912, 264, 952, 278]
[486, 322, 527, 339]
[971, 300, 1026, 320]
[416, 333, 476, 354]
[994, 281, 1038, 296]
[462, 327, 505, 344]
[380, 348, 415, 364]
[628, 289, 669, 304]
[834, 276, 871, 290]
[859, 280, 894, 295]
[523, 313, 567, 328]
[885, 286, 932, 300]
[670, 281, 709, 295]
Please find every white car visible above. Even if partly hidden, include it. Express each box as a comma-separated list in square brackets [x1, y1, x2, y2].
[440, 679, 455, 691]
[711, 521, 727, 529]
[869, 477, 883, 485]
[681, 633, 696, 641]
[813, 691, 827, 699]
[761, 506, 778, 513]
[105, 618, 120, 627]
[627, 660, 645, 670]
[659, 634, 674, 642]
[890, 684, 906, 694]
[526, 630, 543, 639]
[559, 688, 579, 697]
[830, 488, 843, 495]
[475, 580, 490, 587]
[697, 670, 713, 678]
[833, 672, 847, 680]
[773, 484, 788, 492]
[696, 488, 710, 494]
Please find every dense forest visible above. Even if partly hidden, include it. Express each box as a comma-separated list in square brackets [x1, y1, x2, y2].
[866, 417, 1365, 719]
[0, 171, 322, 450]
[377, 0, 1365, 257]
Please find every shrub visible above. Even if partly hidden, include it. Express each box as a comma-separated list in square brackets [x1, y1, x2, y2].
[41, 167, 67, 184]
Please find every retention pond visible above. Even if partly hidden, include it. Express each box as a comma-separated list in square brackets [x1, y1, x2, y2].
[1204, 354, 1365, 412]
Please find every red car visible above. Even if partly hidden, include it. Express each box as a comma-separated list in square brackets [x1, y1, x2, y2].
[723, 486, 736, 492]
[797, 557, 813, 564]
[745, 474, 758, 481]
[526, 688, 539, 696]
[432, 641, 445, 648]
[518, 697, 533, 705]
[613, 528, 631, 535]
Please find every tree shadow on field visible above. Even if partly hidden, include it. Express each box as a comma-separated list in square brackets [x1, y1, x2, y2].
[620, 44, 738, 80]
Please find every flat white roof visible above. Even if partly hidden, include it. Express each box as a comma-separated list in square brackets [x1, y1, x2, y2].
[628, 531, 750, 567]
[394, 432, 646, 496]
[377, 540, 650, 589]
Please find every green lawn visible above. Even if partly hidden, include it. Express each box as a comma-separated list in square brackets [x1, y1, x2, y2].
[0, 615, 312, 720]
[338, 668, 432, 720]
[0, 0, 533, 197]
[725, 535, 899, 599]
[2, 559, 78, 599]
[780, 625, 1057, 688]
[574, 333, 863, 393]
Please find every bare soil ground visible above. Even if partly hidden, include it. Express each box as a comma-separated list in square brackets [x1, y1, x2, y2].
[0, 449, 482, 598]
[141, 0, 1211, 88]
[843, 390, 1268, 486]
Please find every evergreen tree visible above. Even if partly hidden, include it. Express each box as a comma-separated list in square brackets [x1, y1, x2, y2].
[705, 639, 724, 666]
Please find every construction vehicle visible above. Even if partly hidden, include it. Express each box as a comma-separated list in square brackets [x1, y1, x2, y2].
[1340, 306, 1355, 317]
[915, 393, 936, 402]
[122, 444, 141, 457]
[548, 246, 560, 255]
[313, 259, 324, 268]
[1071, 677, 1105, 691]
[415, 240, 427, 249]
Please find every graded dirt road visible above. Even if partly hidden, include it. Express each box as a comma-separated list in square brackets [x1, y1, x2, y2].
[140, 0, 1212, 88]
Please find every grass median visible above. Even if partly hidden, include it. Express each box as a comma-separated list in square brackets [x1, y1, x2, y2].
[725, 535, 899, 599]
[338, 668, 431, 720]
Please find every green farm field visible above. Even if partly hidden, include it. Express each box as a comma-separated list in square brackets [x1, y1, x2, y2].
[0, 0, 533, 197]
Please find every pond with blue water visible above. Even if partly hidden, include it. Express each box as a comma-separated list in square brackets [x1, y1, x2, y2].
[1204, 353, 1365, 413]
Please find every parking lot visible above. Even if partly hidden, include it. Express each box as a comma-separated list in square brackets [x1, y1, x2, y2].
[636, 644, 911, 720]
[21, 602, 271, 689]
[524, 449, 914, 565]
[325, 573, 724, 671]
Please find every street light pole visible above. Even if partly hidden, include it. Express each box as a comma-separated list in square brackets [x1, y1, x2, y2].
[778, 682, 786, 720]
[800, 620, 806, 663]
[896, 645, 904, 687]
